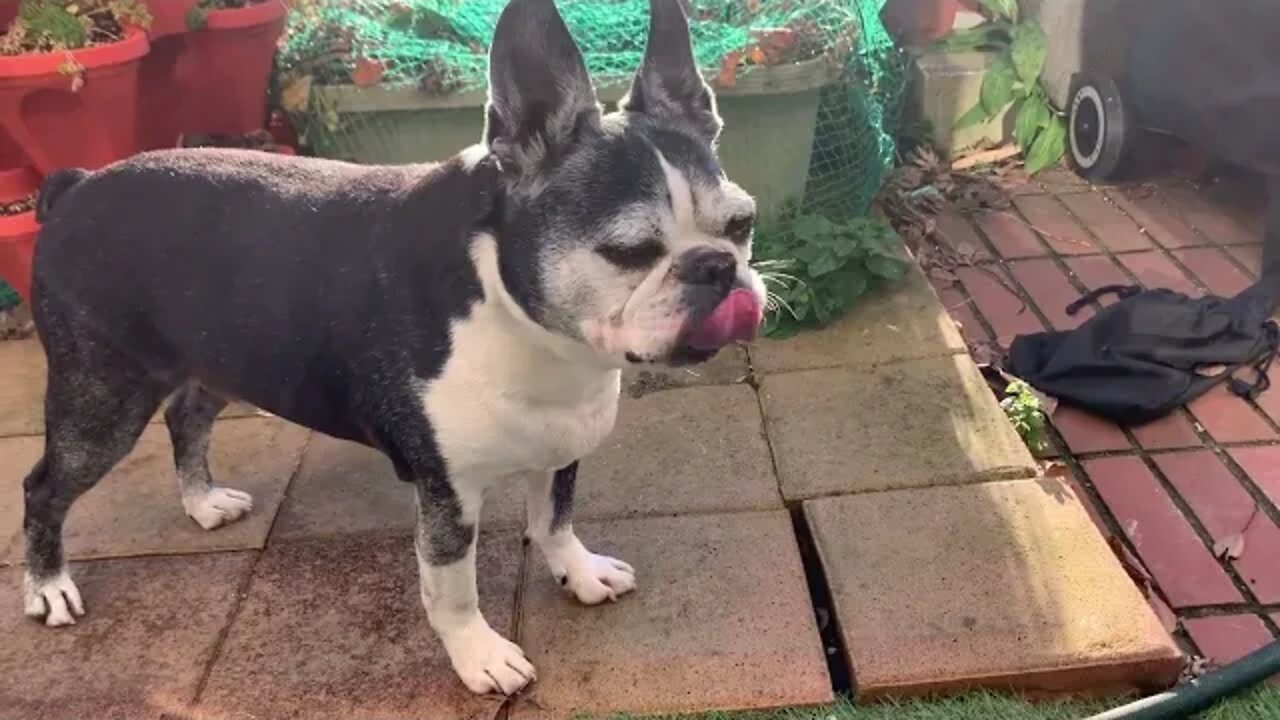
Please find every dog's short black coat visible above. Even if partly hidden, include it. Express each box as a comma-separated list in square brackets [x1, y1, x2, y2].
[35, 150, 498, 460]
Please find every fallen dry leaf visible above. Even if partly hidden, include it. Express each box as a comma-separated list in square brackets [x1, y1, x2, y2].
[352, 57, 385, 88]
[1212, 533, 1246, 560]
[280, 74, 313, 114]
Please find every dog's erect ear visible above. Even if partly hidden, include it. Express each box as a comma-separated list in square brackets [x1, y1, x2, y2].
[484, 0, 601, 177]
[619, 0, 722, 144]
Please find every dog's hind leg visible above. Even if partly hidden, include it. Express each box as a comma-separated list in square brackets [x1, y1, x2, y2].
[524, 462, 635, 605]
[23, 334, 170, 627]
[164, 382, 252, 530]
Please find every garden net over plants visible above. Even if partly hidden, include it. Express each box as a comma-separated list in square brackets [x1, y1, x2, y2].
[278, 0, 907, 220]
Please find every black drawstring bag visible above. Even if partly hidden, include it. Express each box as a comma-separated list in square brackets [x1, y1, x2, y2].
[1007, 279, 1280, 425]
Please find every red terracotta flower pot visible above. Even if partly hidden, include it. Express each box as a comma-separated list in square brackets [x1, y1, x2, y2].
[0, 210, 39, 303]
[0, 165, 39, 200]
[139, 0, 287, 149]
[882, 0, 960, 46]
[0, 31, 150, 175]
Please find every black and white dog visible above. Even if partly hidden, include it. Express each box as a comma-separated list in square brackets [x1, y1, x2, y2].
[21, 0, 764, 696]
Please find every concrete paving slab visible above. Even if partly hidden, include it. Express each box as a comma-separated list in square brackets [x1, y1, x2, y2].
[0, 435, 42, 565]
[751, 263, 966, 375]
[197, 533, 522, 720]
[511, 512, 831, 719]
[0, 552, 255, 720]
[622, 344, 750, 398]
[760, 355, 1037, 500]
[805, 478, 1184, 699]
[0, 338, 45, 438]
[576, 385, 782, 521]
[271, 434, 525, 541]
[1, 418, 309, 564]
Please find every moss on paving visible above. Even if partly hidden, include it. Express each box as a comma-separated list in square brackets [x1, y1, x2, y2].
[599, 685, 1280, 720]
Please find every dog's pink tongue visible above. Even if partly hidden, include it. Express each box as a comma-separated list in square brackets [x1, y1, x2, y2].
[687, 289, 762, 350]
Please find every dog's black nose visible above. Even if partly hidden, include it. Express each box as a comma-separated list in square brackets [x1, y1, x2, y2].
[677, 248, 737, 291]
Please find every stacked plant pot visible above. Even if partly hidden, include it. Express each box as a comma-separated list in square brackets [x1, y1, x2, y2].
[0, 0, 287, 304]
[139, 0, 288, 149]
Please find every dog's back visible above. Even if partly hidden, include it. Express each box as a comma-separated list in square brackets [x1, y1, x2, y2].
[31, 148, 500, 436]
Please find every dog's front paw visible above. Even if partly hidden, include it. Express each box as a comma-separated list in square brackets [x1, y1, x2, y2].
[183, 486, 254, 530]
[441, 619, 536, 696]
[23, 569, 84, 627]
[559, 552, 636, 605]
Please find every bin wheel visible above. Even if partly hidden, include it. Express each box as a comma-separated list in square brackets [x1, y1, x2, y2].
[1068, 74, 1134, 181]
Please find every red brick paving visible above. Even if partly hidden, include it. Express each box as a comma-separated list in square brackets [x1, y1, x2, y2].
[1086, 456, 1241, 608]
[1172, 248, 1255, 296]
[1225, 244, 1264, 276]
[975, 209, 1045, 259]
[1187, 384, 1276, 444]
[1058, 192, 1154, 253]
[1108, 189, 1202, 249]
[1182, 615, 1276, 667]
[953, 266, 1040, 347]
[1013, 195, 1097, 256]
[1129, 414, 1202, 451]
[1160, 185, 1260, 246]
[932, 173, 1280, 664]
[1008, 258, 1090, 330]
[1229, 447, 1280, 509]
[1118, 251, 1202, 296]
[1054, 406, 1131, 454]
[1064, 255, 1133, 303]
[1155, 451, 1280, 604]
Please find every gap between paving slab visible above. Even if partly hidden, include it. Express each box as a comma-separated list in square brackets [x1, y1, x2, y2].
[759, 354, 1037, 500]
[510, 511, 832, 719]
[0, 552, 257, 720]
[805, 478, 1184, 700]
[196, 532, 520, 720]
[0, 417, 309, 566]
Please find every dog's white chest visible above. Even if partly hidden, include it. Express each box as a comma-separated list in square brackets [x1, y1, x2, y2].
[418, 241, 622, 479]
[423, 364, 620, 478]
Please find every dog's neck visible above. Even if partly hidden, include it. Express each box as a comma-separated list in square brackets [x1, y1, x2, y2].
[465, 232, 620, 397]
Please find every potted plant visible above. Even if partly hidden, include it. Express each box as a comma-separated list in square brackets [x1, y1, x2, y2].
[0, 0, 152, 174]
[138, 0, 287, 149]
[0, 164, 40, 302]
[279, 8, 841, 221]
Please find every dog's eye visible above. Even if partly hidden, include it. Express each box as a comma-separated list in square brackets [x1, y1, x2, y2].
[724, 215, 754, 244]
[596, 239, 667, 270]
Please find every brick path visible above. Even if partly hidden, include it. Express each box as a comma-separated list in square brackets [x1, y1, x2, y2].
[0, 199, 1200, 718]
[927, 168, 1280, 674]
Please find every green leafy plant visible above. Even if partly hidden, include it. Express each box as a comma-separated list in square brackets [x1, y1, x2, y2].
[1000, 379, 1048, 453]
[938, 0, 1066, 175]
[753, 211, 910, 339]
[185, 0, 255, 30]
[0, 0, 151, 54]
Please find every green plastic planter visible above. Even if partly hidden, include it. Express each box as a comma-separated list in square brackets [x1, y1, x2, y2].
[309, 58, 839, 221]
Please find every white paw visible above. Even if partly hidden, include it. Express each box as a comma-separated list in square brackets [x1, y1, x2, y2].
[441, 619, 536, 696]
[560, 552, 636, 605]
[183, 486, 254, 530]
[23, 569, 84, 627]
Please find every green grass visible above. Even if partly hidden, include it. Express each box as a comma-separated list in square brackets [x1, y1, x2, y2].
[597, 684, 1280, 720]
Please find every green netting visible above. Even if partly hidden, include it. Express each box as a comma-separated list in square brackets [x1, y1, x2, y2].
[278, 0, 906, 219]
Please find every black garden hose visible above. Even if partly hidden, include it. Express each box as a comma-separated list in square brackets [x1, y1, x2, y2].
[1084, 640, 1280, 720]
